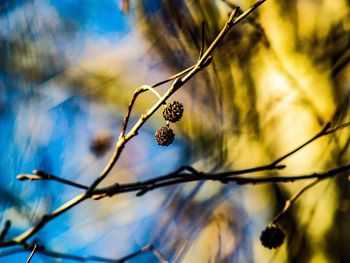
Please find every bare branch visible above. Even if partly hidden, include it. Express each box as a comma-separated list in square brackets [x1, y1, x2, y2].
[120, 87, 145, 138]
[324, 122, 350, 135]
[94, 2, 262, 198]
[89, 2, 252, 193]
[91, 164, 350, 198]
[151, 65, 196, 89]
[0, 0, 268, 252]
[1, 193, 88, 246]
[117, 245, 169, 263]
[119, 61, 199, 139]
[2, 0, 349, 259]
[0, 221, 11, 241]
[10, 121, 349, 247]
[271, 122, 331, 166]
[91, 121, 350, 197]
[272, 179, 322, 224]
[17, 170, 89, 190]
[1, 243, 167, 263]
[25, 244, 37, 263]
[198, 21, 206, 59]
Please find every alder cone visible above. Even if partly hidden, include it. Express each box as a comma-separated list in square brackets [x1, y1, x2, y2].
[163, 101, 184, 123]
[155, 126, 175, 146]
[260, 225, 285, 249]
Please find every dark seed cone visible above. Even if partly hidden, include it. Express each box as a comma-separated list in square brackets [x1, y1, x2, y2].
[155, 126, 175, 146]
[90, 132, 113, 157]
[163, 101, 184, 122]
[260, 225, 285, 249]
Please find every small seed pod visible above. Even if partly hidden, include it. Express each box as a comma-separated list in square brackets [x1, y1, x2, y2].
[155, 126, 175, 146]
[163, 101, 184, 122]
[260, 225, 285, 249]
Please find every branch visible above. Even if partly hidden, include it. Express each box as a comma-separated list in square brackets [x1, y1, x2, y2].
[0, 0, 268, 251]
[91, 164, 350, 198]
[117, 245, 169, 263]
[0, 193, 88, 247]
[120, 85, 164, 138]
[25, 244, 37, 263]
[270, 122, 331, 166]
[7, 119, 349, 248]
[93, 1, 267, 193]
[0, 221, 11, 241]
[91, 121, 350, 197]
[88, 2, 268, 196]
[17, 170, 89, 190]
[151, 65, 196, 89]
[0, 243, 168, 263]
[88, 4, 245, 192]
[272, 179, 322, 224]
[20, 121, 349, 192]
[267, 121, 350, 227]
[198, 21, 206, 59]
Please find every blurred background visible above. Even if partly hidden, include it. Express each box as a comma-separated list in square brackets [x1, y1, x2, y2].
[0, 0, 349, 262]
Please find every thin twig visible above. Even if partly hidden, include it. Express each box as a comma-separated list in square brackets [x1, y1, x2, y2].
[25, 244, 37, 263]
[268, 120, 350, 224]
[148, 245, 169, 263]
[0, 221, 11, 241]
[324, 122, 350, 135]
[151, 65, 196, 89]
[141, 85, 163, 100]
[198, 21, 206, 59]
[272, 179, 323, 224]
[120, 64, 197, 138]
[17, 170, 89, 190]
[118, 245, 169, 263]
[271, 122, 331, 166]
[120, 87, 144, 138]
[6, 193, 88, 246]
[119, 85, 164, 138]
